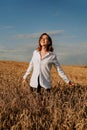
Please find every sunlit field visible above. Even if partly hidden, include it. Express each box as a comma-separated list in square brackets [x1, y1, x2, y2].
[0, 61, 87, 130]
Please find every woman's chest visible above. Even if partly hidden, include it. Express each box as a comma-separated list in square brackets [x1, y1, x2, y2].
[33, 54, 53, 67]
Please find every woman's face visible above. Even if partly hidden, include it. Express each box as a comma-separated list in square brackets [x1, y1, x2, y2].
[40, 35, 49, 47]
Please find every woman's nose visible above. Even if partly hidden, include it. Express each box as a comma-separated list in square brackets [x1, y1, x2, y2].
[42, 38, 45, 42]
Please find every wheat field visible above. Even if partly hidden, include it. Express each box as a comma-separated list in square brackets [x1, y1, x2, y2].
[0, 61, 87, 130]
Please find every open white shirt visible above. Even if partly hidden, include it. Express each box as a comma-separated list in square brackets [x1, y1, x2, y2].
[23, 50, 70, 89]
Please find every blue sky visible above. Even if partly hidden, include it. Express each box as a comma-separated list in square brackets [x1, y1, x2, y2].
[0, 0, 87, 65]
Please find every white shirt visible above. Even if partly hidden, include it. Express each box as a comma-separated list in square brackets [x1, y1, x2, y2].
[23, 50, 70, 89]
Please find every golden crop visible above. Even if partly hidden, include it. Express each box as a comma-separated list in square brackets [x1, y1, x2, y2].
[0, 61, 87, 130]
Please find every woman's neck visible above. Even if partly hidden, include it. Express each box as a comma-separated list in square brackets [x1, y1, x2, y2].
[41, 46, 47, 52]
[40, 46, 48, 59]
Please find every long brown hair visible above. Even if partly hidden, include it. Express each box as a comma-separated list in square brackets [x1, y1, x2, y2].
[36, 33, 54, 52]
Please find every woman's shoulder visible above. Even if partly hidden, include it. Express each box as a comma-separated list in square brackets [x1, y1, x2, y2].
[33, 49, 38, 53]
[49, 51, 58, 60]
[33, 50, 39, 55]
[49, 51, 56, 56]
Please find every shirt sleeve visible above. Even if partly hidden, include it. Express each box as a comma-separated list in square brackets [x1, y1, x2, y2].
[53, 54, 70, 83]
[23, 55, 33, 80]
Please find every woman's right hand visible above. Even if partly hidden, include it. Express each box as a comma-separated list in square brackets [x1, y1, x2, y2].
[22, 79, 27, 85]
[68, 81, 74, 86]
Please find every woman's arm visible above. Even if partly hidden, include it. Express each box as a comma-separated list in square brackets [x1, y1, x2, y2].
[23, 51, 35, 80]
[23, 59, 33, 80]
[53, 54, 70, 84]
[22, 59, 33, 85]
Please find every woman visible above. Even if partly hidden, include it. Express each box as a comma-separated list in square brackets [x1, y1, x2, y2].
[22, 33, 73, 92]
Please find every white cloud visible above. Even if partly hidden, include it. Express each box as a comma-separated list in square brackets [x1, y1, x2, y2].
[63, 35, 79, 39]
[0, 41, 87, 65]
[56, 42, 87, 55]
[55, 42, 87, 64]
[0, 44, 34, 61]
[0, 25, 15, 30]
[47, 30, 64, 35]
[16, 30, 64, 39]
[3, 26, 15, 29]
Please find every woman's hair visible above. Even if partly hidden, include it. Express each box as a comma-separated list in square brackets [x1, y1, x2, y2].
[36, 33, 54, 52]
